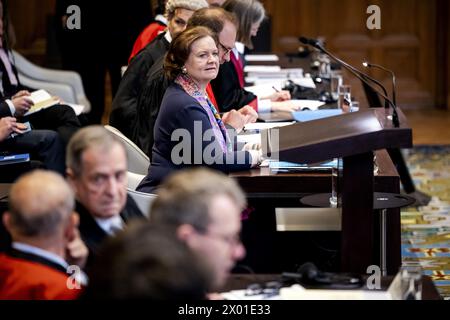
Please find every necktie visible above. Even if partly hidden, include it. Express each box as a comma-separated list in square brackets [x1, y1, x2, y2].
[0, 48, 18, 86]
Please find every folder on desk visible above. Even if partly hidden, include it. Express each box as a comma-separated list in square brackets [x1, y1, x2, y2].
[292, 109, 343, 122]
[0, 153, 30, 166]
[269, 159, 337, 172]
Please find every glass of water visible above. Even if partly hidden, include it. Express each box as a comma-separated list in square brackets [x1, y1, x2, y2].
[329, 158, 342, 207]
[330, 71, 343, 101]
[338, 84, 352, 113]
[400, 265, 423, 300]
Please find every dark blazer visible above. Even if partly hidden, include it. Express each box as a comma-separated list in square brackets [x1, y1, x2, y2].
[0, 48, 33, 117]
[210, 60, 256, 113]
[109, 32, 170, 138]
[0, 50, 33, 98]
[76, 195, 145, 264]
[133, 56, 168, 156]
[0, 101, 13, 118]
[136, 83, 252, 193]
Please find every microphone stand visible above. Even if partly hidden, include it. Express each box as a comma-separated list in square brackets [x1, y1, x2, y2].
[300, 37, 400, 127]
[363, 62, 397, 106]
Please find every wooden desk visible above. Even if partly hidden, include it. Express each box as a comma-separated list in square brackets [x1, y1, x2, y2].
[230, 150, 401, 274]
[223, 274, 442, 300]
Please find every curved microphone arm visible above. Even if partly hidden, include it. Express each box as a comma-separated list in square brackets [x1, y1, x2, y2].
[363, 62, 396, 106]
[300, 37, 399, 127]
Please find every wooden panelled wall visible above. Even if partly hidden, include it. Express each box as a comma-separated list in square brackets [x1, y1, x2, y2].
[261, 0, 449, 109]
[8, 0, 449, 109]
[8, 0, 56, 53]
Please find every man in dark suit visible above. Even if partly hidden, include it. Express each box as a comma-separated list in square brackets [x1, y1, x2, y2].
[0, 116, 66, 176]
[66, 126, 144, 262]
[1, 0, 81, 145]
[0, 170, 88, 299]
[109, 0, 209, 138]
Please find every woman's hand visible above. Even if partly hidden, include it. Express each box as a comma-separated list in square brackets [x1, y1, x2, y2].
[222, 109, 246, 133]
[262, 90, 291, 102]
[271, 100, 301, 112]
[237, 105, 258, 123]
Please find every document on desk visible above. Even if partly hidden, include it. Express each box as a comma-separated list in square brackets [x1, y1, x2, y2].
[244, 65, 281, 73]
[237, 133, 261, 145]
[221, 290, 280, 300]
[245, 54, 279, 62]
[244, 83, 282, 96]
[279, 284, 392, 300]
[292, 77, 316, 89]
[243, 121, 295, 132]
[291, 100, 325, 111]
[246, 68, 304, 79]
[245, 77, 316, 89]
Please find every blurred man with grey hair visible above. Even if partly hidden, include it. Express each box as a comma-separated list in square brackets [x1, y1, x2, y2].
[0, 170, 87, 299]
[66, 126, 144, 262]
[150, 168, 246, 290]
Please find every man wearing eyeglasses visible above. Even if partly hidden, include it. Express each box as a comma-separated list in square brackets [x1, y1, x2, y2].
[150, 168, 246, 291]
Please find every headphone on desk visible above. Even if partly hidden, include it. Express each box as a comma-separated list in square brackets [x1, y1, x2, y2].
[283, 262, 363, 289]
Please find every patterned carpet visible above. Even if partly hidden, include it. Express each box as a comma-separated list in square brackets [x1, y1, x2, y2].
[401, 145, 450, 300]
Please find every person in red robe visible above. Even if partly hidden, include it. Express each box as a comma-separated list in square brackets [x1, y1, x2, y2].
[0, 170, 88, 299]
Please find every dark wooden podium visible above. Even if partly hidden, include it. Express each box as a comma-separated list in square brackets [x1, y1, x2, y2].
[261, 108, 412, 274]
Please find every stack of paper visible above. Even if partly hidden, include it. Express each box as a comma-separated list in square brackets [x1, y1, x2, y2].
[243, 121, 295, 132]
[245, 54, 279, 62]
[244, 65, 281, 73]
[245, 76, 316, 89]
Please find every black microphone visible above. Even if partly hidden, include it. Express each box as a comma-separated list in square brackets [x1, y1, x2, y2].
[299, 36, 320, 48]
[299, 36, 400, 127]
[363, 62, 397, 106]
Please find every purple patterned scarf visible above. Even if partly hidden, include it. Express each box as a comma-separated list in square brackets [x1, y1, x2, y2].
[175, 73, 231, 153]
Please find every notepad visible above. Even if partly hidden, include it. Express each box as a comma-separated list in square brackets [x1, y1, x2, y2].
[243, 121, 295, 132]
[270, 159, 337, 172]
[24, 90, 60, 116]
